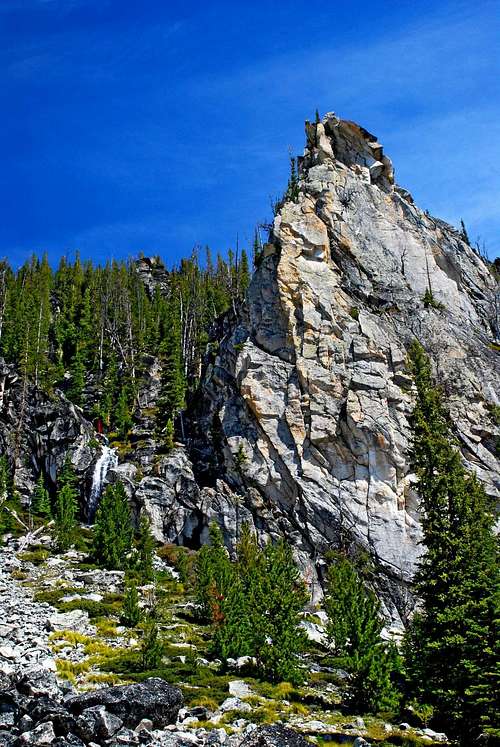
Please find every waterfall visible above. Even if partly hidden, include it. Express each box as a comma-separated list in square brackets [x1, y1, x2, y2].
[87, 445, 118, 522]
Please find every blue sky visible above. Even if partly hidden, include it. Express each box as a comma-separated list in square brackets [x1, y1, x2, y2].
[1, 0, 499, 267]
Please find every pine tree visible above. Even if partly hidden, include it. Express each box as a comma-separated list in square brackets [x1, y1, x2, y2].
[136, 513, 155, 582]
[58, 456, 78, 494]
[324, 553, 400, 713]
[460, 219, 471, 246]
[239, 249, 250, 293]
[115, 385, 132, 440]
[92, 481, 133, 570]
[164, 418, 174, 450]
[286, 157, 300, 203]
[175, 547, 190, 586]
[212, 571, 253, 660]
[204, 524, 308, 684]
[141, 618, 163, 670]
[252, 229, 263, 269]
[194, 522, 232, 622]
[55, 483, 78, 552]
[250, 539, 309, 685]
[32, 474, 52, 520]
[404, 341, 499, 743]
[68, 347, 86, 405]
[121, 583, 141, 627]
[233, 443, 247, 475]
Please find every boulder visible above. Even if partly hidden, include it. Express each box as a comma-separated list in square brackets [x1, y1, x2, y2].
[240, 725, 311, 747]
[19, 721, 56, 745]
[48, 610, 91, 635]
[73, 705, 123, 742]
[28, 697, 76, 737]
[66, 678, 183, 729]
[228, 681, 253, 699]
[218, 697, 251, 714]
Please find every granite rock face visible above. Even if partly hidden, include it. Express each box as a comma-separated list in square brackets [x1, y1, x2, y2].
[185, 114, 500, 621]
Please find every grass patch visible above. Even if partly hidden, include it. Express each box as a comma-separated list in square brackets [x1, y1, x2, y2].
[55, 658, 92, 683]
[95, 618, 120, 637]
[57, 593, 123, 619]
[49, 630, 92, 647]
[84, 672, 125, 686]
[19, 547, 49, 565]
[34, 587, 81, 606]
[11, 569, 28, 580]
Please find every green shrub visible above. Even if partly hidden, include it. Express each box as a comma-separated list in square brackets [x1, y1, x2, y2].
[121, 584, 141, 627]
[92, 481, 133, 570]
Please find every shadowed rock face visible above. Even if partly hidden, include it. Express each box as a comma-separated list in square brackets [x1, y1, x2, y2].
[0, 359, 97, 502]
[185, 113, 499, 623]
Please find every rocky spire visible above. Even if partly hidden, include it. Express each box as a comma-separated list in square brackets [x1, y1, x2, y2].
[185, 112, 499, 626]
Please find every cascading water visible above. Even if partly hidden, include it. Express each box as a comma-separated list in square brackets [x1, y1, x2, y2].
[87, 445, 118, 522]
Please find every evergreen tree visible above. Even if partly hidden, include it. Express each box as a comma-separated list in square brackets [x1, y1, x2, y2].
[32, 474, 52, 520]
[208, 525, 308, 685]
[115, 385, 132, 439]
[68, 347, 85, 405]
[404, 341, 499, 743]
[175, 547, 190, 586]
[251, 539, 309, 685]
[58, 456, 78, 494]
[54, 456, 79, 550]
[233, 443, 247, 475]
[136, 513, 155, 582]
[324, 553, 400, 713]
[121, 583, 141, 627]
[212, 571, 253, 660]
[0, 456, 9, 504]
[55, 483, 78, 552]
[92, 481, 133, 569]
[239, 249, 250, 293]
[286, 156, 300, 203]
[164, 418, 174, 450]
[194, 522, 232, 622]
[460, 219, 471, 246]
[252, 229, 263, 269]
[141, 618, 163, 670]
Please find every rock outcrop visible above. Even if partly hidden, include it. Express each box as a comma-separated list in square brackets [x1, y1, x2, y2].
[0, 359, 98, 504]
[184, 114, 499, 621]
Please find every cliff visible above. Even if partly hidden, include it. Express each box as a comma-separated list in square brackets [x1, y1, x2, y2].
[182, 114, 499, 622]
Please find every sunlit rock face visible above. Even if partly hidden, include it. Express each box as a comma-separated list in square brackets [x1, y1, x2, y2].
[185, 113, 499, 625]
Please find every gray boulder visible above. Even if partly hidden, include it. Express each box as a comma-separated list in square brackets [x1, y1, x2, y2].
[18, 721, 56, 745]
[239, 725, 311, 747]
[73, 705, 122, 742]
[66, 678, 183, 729]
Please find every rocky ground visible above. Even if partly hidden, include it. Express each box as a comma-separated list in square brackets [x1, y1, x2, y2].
[0, 538, 449, 747]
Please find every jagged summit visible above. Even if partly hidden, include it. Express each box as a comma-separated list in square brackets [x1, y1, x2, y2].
[303, 113, 395, 190]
